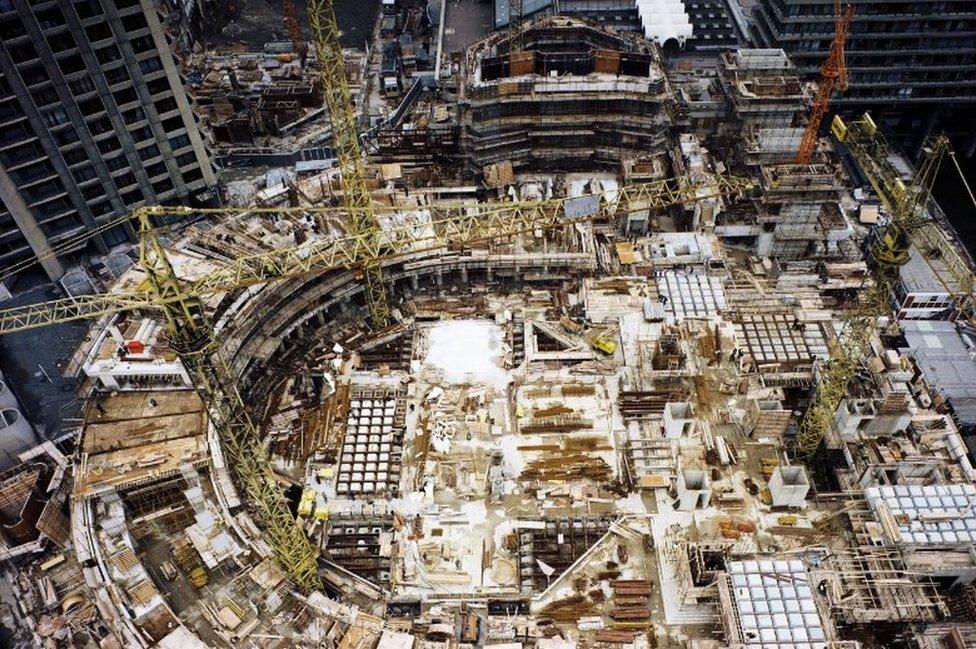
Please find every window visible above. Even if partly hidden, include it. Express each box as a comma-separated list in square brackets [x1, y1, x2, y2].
[24, 179, 65, 204]
[9, 42, 38, 64]
[112, 87, 138, 105]
[90, 200, 112, 217]
[35, 6, 67, 29]
[152, 178, 174, 195]
[41, 214, 85, 236]
[78, 96, 105, 116]
[175, 151, 195, 167]
[131, 125, 153, 142]
[113, 171, 136, 189]
[42, 107, 69, 127]
[105, 155, 126, 171]
[69, 76, 96, 95]
[0, 122, 32, 147]
[105, 67, 129, 85]
[48, 31, 78, 52]
[30, 86, 60, 107]
[113, 0, 140, 9]
[71, 0, 103, 20]
[57, 54, 86, 75]
[145, 161, 166, 178]
[53, 128, 80, 146]
[85, 22, 113, 42]
[120, 12, 147, 31]
[19, 65, 47, 86]
[96, 135, 120, 154]
[81, 183, 103, 200]
[1, 142, 44, 167]
[34, 197, 72, 219]
[161, 116, 184, 132]
[121, 188, 144, 205]
[168, 134, 190, 150]
[138, 57, 162, 74]
[183, 168, 203, 183]
[87, 115, 112, 135]
[130, 35, 154, 54]
[154, 97, 177, 113]
[72, 165, 97, 183]
[0, 100, 21, 121]
[137, 144, 159, 160]
[11, 161, 54, 184]
[95, 45, 121, 65]
[122, 107, 145, 124]
[0, 17, 28, 40]
[145, 77, 169, 95]
[62, 147, 88, 165]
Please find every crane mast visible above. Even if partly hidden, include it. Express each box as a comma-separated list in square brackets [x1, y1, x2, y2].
[794, 115, 963, 460]
[509, 0, 524, 53]
[795, 0, 852, 165]
[135, 208, 323, 593]
[307, 0, 391, 326]
[282, 0, 308, 63]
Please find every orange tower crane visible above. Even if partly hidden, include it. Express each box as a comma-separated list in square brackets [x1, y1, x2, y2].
[283, 0, 308, 62]
[795, 0, 853, 165]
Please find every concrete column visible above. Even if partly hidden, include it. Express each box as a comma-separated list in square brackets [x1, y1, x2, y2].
[410, 273, 419, 290]
[0, 167, 64, 282]
[138, 0, 216, 190]
[435, 269, 443, 287]
[460, 266, 468, 283]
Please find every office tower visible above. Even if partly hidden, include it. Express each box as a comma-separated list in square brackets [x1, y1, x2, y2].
[0, 0, 215, 282]
[751, 0, 976, 152]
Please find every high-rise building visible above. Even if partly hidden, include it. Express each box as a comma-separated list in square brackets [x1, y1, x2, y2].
[750, 0, 976, 152]
[0, 0, 216, 282]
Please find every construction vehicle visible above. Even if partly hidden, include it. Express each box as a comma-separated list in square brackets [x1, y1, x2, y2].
[796, 0, 853, 165]
[559, 315, 584, 335]
[794, 114, 973, 460]
[0, 174, 751, 594]
[591, 330, 618, 356]
[298, 489, 316, 517]
[777, 514, 798, 526]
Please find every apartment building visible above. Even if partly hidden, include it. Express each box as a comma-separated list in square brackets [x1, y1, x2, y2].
[0, 0, 215, 282]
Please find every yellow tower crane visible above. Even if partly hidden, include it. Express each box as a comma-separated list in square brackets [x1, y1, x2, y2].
[0, 175, 752, 591]
[308, 0, 391, 326]
[793, 114, 973, 460]
[832, 114, 971, 314]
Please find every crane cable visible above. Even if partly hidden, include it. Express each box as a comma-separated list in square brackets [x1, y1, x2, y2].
[0, 213, 132, 284]
[949, 150, 976, 213]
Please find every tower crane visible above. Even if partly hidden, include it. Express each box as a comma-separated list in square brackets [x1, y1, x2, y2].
[0, 175, 752, 591]
[793, 114, 970, 459]
[282, 0, 308, 63]
[308, 0, 391, 326]
[795, 0, 853, 165]
[832, 114, 964, 304]
[509, 0, 524, 53]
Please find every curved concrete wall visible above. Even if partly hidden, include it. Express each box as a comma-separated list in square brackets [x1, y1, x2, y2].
[0, 369, 40, 468]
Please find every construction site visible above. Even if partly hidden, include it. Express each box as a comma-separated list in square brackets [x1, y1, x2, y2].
[4, 0, 976, 647]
